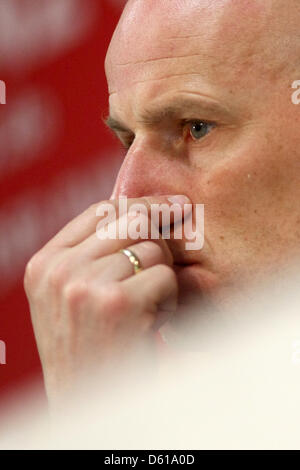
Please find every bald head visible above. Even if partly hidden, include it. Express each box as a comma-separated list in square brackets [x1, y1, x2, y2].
[106, 0, 300, 92]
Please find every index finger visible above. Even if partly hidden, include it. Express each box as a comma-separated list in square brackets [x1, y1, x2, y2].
[47, 195, 191, 248]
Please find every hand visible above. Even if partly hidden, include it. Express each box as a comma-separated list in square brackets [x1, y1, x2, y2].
[24, 195, 189, 404]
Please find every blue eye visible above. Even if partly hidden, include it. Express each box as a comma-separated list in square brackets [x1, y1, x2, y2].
[188, 120, 215, 141]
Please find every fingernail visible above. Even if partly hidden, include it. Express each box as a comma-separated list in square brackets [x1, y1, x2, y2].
[167, 195, 191, 206]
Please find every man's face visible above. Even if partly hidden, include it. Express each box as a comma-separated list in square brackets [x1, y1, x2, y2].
[105, 0, 300, 304]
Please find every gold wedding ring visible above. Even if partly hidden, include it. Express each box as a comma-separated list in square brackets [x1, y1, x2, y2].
[119, 248, 143, 275]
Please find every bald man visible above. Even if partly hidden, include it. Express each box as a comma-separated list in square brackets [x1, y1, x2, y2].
[24, 0, 300, 403]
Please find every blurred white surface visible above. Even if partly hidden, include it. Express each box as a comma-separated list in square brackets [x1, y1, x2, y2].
[1, 264, 300, 450]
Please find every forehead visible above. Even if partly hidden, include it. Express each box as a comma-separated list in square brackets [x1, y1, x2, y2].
[105, 0, 297, 119]
[106, 0, 268, 92]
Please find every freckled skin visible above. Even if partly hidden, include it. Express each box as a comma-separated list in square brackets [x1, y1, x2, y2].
[105, 0, 300, 299]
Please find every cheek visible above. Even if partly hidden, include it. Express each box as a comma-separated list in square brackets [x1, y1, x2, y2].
[202, 132, 299, 222]
[196, 133, 300, 279]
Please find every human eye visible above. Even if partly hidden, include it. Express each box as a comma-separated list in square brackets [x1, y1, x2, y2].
[183, 120, 216, 142]
[118, 119, 216, 154]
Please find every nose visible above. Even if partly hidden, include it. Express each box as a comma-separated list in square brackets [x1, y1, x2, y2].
[110, 140, 206, 265]
[111, 141, 182, 199]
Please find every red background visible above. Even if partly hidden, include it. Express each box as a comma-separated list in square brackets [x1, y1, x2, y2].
[0, 0, 126, 405]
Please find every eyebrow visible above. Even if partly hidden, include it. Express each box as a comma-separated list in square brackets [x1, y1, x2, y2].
[104, 95, 233, 134]
[104, 116, 133, 134]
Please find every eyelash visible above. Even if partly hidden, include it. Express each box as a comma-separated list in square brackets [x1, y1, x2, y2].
[120, 119, 216, 151]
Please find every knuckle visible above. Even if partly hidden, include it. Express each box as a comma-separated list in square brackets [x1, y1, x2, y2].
[141, 240, 161, 254]
[63, 280, 89, 308]
[24, 251, 47, 292]
[138, 241, 165, 263]
[148, 241, 165, 260]
[48, 260, 70, 290]
[98, 283, 130, 316]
